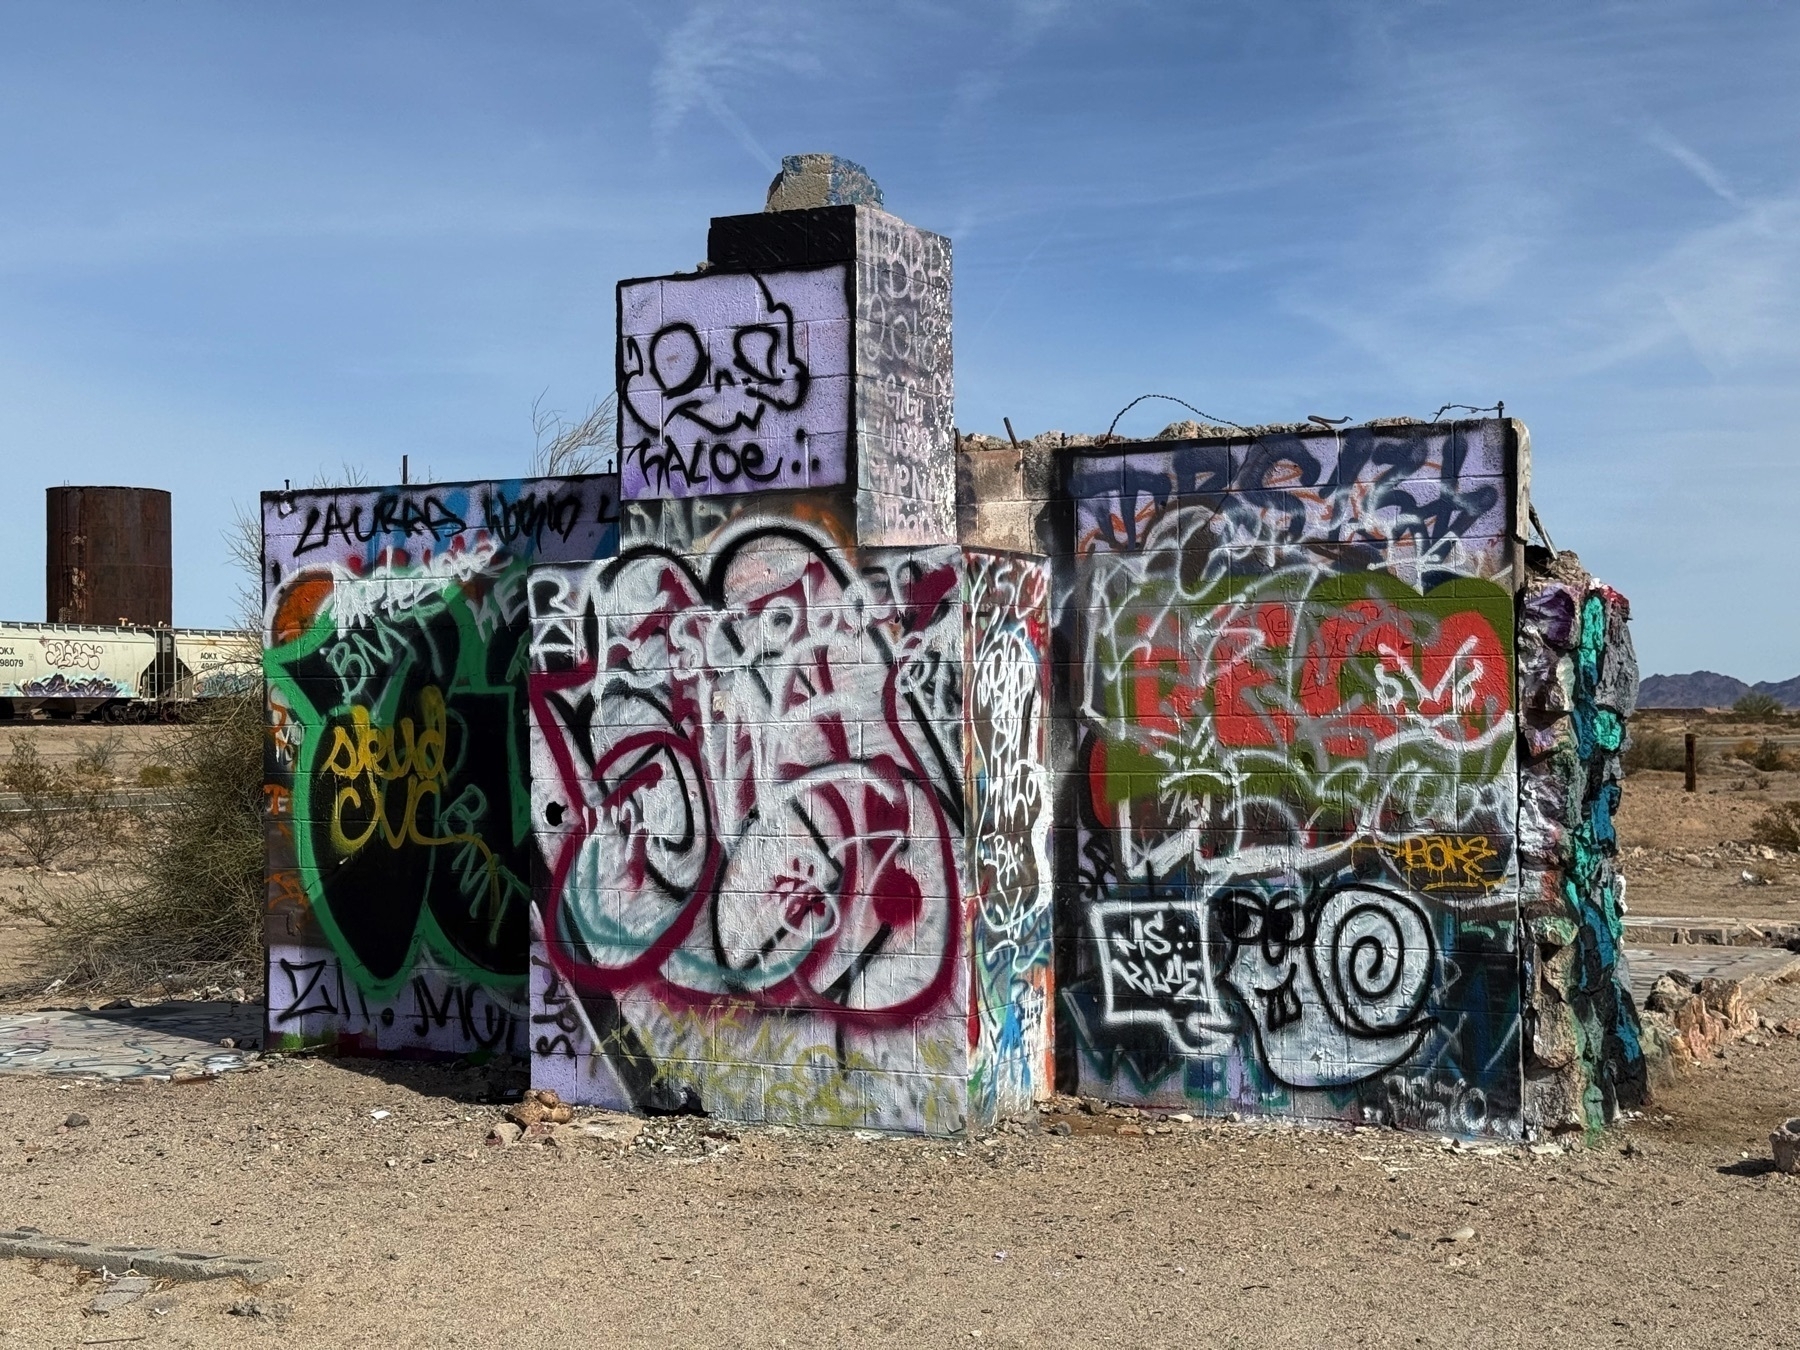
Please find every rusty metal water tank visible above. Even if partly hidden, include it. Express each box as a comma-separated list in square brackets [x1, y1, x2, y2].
[46, 486, 173, 626]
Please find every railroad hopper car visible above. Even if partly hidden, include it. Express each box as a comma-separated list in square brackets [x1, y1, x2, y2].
[0, 622, 260, 720]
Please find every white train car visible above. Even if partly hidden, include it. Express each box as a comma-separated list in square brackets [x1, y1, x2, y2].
[171, 629, 262, 700]
[0, 622, 259, 721]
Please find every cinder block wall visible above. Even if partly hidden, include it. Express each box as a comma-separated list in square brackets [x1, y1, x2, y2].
[953, 420, 1645, 1138]
[526, 532, 1052, 1130]
[526, 186, 1054, 1132]
[1045, 423, 1529, 1136]
[259, 476, 619, 1055]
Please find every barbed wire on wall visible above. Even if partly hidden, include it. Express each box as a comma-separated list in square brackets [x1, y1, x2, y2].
[1099, 394, 1253, 445]
[1429, 401, 1504, 423]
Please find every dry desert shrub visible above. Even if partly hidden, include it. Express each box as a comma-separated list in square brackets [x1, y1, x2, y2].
[13, 694, 263, 990]
[1752, 801, 1800, 853]
[0, 734, 117, 868]
[1733, 690, 1786, 721]
[1623, 730, 1687, 774]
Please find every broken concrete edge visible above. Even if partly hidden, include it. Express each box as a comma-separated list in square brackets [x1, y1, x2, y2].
[958, 415, 1433, 452]
[0, 1229, 280, 1284]
[1623, 917, 1800, 949]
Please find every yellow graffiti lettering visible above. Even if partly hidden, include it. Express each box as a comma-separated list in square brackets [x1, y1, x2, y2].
[319, 686, 508, 924]
[1382, 834, 1500, 893]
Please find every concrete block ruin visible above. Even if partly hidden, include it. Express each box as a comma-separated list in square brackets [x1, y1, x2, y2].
[259, 155, 1644, 1139]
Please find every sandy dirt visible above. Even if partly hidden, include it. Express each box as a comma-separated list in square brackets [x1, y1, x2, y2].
[0, 983, 1794, 1348]
[1613, 769, 1800, 921]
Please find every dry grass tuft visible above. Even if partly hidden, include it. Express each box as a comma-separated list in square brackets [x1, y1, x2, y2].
[0, 735, 115, 868]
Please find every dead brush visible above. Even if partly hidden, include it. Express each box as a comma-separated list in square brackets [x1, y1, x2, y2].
[0, 735, 115, 868]
[1623, 730, 1688, 774]
[1752, 801, 1800, 853]
[11, 694, 264, 992]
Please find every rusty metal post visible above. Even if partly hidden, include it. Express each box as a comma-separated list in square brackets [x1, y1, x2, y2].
[1684, 733, 1698, 792]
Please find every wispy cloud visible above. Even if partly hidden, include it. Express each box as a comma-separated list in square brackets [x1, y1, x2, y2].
[648, 0, 824, 165]
[1644, 124, 1744, 209]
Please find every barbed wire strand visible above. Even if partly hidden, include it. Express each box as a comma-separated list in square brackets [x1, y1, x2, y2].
[1429, 401, 1504, 423]
[1100, 394, 1253, 446]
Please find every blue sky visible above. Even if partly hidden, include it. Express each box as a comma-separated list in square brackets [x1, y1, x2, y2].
[1, 0, 1795, 678]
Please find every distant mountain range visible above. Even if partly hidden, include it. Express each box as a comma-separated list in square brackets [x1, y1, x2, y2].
[1638, 671, 1800, 709]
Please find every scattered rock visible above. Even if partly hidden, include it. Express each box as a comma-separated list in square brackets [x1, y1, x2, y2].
[226, 1298, 289, 1318]
[1116, 1123, 1144, 1136]
[578, 1116, 646, 1147]
[545, 1123, 585, 1149]
[1390, 1229, 1414, 1240]
[486, 1121, 524, 1148]
[63, 1112, 89, 1129]
[1048, 1121, 1072, 1137]
[505, 1088, 574, 1128]
[1773, 1118, 1800, 1176]
[1447, 1227, 1476, 1243]
[1644, 972, 1694, 1014]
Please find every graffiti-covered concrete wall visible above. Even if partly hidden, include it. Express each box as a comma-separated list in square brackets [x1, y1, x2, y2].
[259, 157, 1645, 1139]
[260, 476, 619, 1055]
[525, 528, 1050, 1131]
[1054, 422, 1530, 1137]
[523, 174, 1053, 1132]
[258, 170, 1054, 1132]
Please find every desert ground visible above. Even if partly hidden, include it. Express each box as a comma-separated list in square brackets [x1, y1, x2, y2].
[1614, 711, 1800, 922]
[0, 717, 1795, 1349]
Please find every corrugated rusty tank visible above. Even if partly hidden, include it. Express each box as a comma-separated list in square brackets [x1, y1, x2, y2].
[45, 486, 173, 627]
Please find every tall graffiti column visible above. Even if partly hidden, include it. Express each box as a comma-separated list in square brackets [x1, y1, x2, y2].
[1056, 421, 1528, 1137]
[526, 154, 1053, 1133]
[260, 476, 620, 1056]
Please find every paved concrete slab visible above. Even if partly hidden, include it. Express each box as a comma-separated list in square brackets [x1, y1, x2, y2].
[0, 1228, 280, 1283]
[1624, 943, 1800, 1007]
[1624, 914, 1800, 947]
[0, 1001, 259, 1080]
